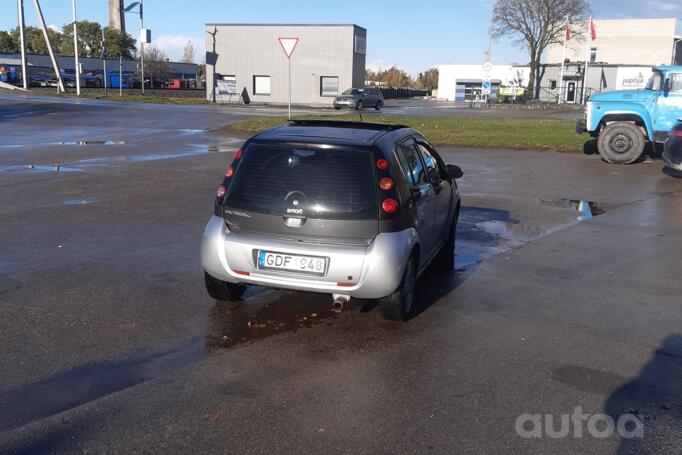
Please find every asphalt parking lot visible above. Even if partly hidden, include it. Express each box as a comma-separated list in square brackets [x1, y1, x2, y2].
[1, 93, 681, 454]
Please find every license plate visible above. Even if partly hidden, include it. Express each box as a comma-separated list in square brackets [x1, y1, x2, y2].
[257, 250, 327, 276]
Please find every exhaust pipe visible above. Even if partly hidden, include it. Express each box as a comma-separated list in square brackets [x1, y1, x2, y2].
[332, 294, 350, 313]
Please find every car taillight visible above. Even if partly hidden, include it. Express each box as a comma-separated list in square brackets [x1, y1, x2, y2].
[376, 158, 389, 170]
[225, 166, 234, 178]
[379, 177, 394, 190]
[235, 148, 243, 159]
[216, 184, 227, 199]
[671, 127, 682, 138]
[381, 198, 399, 214]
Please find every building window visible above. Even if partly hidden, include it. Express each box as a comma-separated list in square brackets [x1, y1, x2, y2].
[320, 76, 339, 96]
[354, 35, 366, 54]
[549, 80, 557, 90]
[590, 47, 597, 64]
[253, 75, 270, 95]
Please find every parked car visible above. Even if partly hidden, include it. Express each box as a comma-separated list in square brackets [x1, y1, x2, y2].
[663, 120, 682, 171]
[333, 88, 384, 110]
[202, 120, 463, 321]
[577, 65, 682, 164]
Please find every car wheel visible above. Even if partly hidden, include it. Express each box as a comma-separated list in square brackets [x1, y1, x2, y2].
[432, 213, 457, 273]
[356, 101, 363, 110]
[375, 101, 383, 111]
[378, 255, 417, 321]
[597, 122, 645, 164]
[204, 272, 246, 302]
[334, 106, 341, 110]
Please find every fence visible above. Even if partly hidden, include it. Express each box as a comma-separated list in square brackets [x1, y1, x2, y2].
[377, 87, 428, 99]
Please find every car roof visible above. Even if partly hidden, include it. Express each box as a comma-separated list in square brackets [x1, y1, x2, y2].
[251, 120, 409, 146]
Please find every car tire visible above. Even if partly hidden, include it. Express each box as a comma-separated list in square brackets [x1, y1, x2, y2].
[375, 101, 383, 111]
[378, 255, 417, 321]
[356, 101, 363, 110]
[334, 106, 341, 110]
[597, 122, 645, 164]
[204, 272, 246, 302]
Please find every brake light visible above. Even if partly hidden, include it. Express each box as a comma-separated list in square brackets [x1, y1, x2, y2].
[671, 128, 682, 138]
[337, 282, 355, 287]
[379, 177, 395, 191]
[235, 148, 243, 159]
[225, 166, 234, 178]
[216, 184, 227, 199]
[376, 158, 389, 170]
[381, 198, 399, 214]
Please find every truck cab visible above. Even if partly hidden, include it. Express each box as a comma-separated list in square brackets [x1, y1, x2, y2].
[577, 66, 682, 164]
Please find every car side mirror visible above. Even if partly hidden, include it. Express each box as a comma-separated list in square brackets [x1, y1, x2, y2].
[446, 164, 463, 180]
[664, 78, 671, 96]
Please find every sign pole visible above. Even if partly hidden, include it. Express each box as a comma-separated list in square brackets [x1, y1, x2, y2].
[119, 55, 123, 96]
[278, 38, 299, 120]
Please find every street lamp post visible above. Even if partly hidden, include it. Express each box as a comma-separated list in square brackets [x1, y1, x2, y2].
[124, 1, 145, 94]
[72, 0, 80, 96]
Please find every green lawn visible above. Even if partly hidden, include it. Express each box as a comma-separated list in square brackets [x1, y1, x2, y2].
[53, 93, 210, 105]
[230, 114, 587, 152]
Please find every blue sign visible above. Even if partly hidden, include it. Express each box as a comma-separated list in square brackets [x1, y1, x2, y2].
[482, 81, 491, 89]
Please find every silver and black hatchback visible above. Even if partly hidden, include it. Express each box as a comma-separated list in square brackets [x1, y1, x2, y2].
[202, 120, 462, 321]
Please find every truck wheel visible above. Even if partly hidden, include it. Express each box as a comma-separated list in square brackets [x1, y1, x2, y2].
[378, 256, 417, 321]
[205, 272, 246, 302]
[597, 122, 645, 164]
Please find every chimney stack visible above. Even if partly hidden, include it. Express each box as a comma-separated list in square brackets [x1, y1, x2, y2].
[108, 0, 125, 32]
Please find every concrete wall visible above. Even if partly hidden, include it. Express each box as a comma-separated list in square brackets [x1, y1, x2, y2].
[546, 18, 679, 66]
[205, 24, 366, 106]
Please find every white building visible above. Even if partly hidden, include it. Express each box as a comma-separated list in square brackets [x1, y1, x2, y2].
[436, 64, 530, 102]
[546, 18, 681, 67]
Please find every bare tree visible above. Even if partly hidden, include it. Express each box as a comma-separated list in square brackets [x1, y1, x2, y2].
[181, 40, 195, 64]
[138, 44, 170, 88]
[492, 0, 590, 98]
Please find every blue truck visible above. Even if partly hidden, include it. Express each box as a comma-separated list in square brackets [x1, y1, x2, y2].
[577, 66, 682, 164]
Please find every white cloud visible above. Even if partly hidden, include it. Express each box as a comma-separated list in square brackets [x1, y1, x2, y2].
[150, 34, 205, 63]
[367, 59, 387, 72]
[48, 24, 62, 33]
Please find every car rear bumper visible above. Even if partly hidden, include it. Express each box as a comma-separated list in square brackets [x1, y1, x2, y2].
[201, 216, 418, 299]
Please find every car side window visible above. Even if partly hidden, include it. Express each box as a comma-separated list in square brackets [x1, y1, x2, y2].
[395, 140, 429, 186]
[670, 74, 682, 93]
[416, 143, 443, 183]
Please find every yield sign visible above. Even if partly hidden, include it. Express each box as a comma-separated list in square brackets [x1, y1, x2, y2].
[278, 38, 299, 58]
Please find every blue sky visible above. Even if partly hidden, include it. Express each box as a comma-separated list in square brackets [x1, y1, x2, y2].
[3, 0, 681, 74]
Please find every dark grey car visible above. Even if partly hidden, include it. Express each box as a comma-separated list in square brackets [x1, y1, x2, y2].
[333, 88, 384, 111]
[202, 120, 463, 321]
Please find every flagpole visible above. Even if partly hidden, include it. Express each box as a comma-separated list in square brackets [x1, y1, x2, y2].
[558, 17, 568, 104]
[581, 16, 592, 104]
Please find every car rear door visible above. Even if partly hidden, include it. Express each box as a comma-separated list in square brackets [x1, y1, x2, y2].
[415, 142, 453, 245]
[394, 138, 439, 261]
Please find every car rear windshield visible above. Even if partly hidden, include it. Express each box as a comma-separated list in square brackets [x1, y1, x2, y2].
[224, 143, 377, 220]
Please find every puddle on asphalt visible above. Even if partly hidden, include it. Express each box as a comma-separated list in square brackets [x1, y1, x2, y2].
[63, 198, 96, 206]
[0, 142, 241, 174]
[455, 200, 610, 270]
[205, 286, 347, 350]
[58, 140, 126, 146]
[0, 337, 204, 431]
[0, 164, 82, 174]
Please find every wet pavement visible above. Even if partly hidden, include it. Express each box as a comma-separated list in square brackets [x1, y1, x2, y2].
[1, 94, 682, 454]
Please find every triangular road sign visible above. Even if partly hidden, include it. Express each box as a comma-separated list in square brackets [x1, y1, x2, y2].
[278, 38, 299, 58]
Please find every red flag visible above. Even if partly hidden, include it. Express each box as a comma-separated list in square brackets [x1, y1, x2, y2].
[565, 23, 571, 41]
[590, 18, 597, 40]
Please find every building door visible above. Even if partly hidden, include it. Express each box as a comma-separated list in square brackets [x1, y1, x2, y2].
[566, 82, 576, 103]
